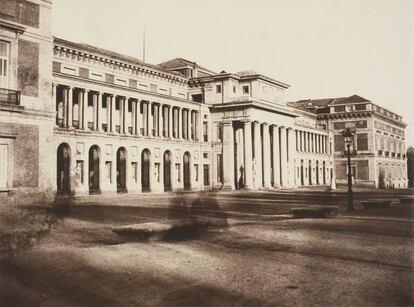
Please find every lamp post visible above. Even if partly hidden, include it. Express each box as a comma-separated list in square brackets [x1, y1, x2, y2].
[343, 128, 355, 211]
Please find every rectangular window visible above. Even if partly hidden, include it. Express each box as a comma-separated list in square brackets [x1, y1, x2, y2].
[357, 133, 368, 151]
[128, 100, 132, 112]
[0, 41, 9, 88]
[233, 85, 236, 93]
[334, 106, 346, 112]
[334, 134, 345, 152]
[52, 61, 61, 73]
[333, 122, 345, 130]
[192, 94, 203, 103]
[203, 164, 210, 186]
[355, 104, 366, 111]
[242, 85, 249, 94]
[203, 152, 208, 159]
[216, 84, 222, 93]
[0, 143, 9, 188]
[203, 122, 208, 142]
[355, 120, 367, 128]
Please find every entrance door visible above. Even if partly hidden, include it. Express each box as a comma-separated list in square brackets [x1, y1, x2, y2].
[141, 149, 150, 192]
[57, 143, 71, 194]
[163, 151, 172, 191]
[89, 146, 100, 194]
[183, 152, 191, 190]
[117, 148, 127, 193]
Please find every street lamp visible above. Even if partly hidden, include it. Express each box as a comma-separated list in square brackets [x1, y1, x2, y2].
[342, 128, 356, 211]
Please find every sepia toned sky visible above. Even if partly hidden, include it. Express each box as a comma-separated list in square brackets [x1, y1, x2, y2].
[52, 0, 414, 146]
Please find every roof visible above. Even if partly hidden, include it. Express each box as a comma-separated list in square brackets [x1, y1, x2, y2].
[288, 95, 371, 109]
[158, 58, 216, 74]
[53, 37, 185, 78]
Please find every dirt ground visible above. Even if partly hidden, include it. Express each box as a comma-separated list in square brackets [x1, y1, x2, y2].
[1, 190, 413, 307]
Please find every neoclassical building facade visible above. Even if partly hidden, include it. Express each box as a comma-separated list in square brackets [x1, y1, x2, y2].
[51, 41, 333, 196]
[0, 0, 407, 204]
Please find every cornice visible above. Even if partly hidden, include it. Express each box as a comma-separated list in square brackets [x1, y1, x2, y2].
[372, 112, 407, 128]
[53, 43, 188, 86]
[210, 100, 297, 118]
[0, 20, 25, 34]
[317, 111, 373, 120]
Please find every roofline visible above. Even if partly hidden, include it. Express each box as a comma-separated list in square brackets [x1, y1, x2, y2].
[189, 73, 290, 89]
[53, 37, 188, 82]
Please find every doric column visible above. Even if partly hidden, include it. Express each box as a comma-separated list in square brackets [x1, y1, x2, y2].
[191, 111, 195, 140]
[120, 97, 125, 134]
[106, 95, 111, 132]
[253, 121, 262, 189]
[136, 99, 142, 136]
[123, 97, 127, 134]
[303, 131, 307, 152]
[142, 101, 148, 136]
[152, 103, 158, 137]
[194, 111, 199, 141]
[311, 133, 314, 152]
[222, 121, 234, 190]
[82, 90, 87, 130]
[272, 125, 280, 187]
[67, 86, 73, 128]
[149, 102, 154, 137]
[77, 89, 84, 130]
[62, 86, 68, 127]
[168, 106, 173, 138]
[243, 121, 253, 189]
[92, 92, 98, 131]
[177, 107, 181, 139]
[262, 123, 271, 188]
[132, 99, 137, 134]
[287, 128, 296, 187]
[182, 109, 186, 139]
[97, 92, 103, 131]
[111, 95, 116, 133]
[280, 126, 287, 187]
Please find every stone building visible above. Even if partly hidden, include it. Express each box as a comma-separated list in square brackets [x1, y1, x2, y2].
[0, 0, 55, 204]
[0, 1, 406, 205]
[289, 95, 408, 188]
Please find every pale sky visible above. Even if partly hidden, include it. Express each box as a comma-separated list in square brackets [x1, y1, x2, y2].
[52, 0, 414, 146]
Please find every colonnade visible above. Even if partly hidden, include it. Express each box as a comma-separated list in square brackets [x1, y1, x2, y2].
[295, 130, 328, 154]
[53, 84, 200, 141]
[221, 120, 296, 190]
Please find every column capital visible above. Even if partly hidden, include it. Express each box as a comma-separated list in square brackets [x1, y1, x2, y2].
[252, 120, 260, 126]
[262, 122, 269, 126]
[222, 120, 233, 126]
